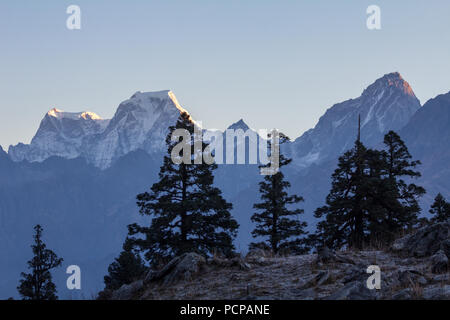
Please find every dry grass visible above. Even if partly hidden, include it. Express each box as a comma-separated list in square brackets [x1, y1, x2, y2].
[131, 249, 448, 300]
[410, 282, 424, 299]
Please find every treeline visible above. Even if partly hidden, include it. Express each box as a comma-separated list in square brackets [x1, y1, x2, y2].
[16, 113, 450, 299]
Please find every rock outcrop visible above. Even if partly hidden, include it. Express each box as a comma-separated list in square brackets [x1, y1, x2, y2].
[392, 219, 450, 257]
[144, 252, 206, 286]
[431, 250, 449, 274]
[111, 280, 144, 300]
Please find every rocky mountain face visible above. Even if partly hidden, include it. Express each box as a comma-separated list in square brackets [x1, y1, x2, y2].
[401, 91, 450, 155]
[287, 72, 421, 169]
[400, 91, 450, 206]
[0, 146, 8, 162]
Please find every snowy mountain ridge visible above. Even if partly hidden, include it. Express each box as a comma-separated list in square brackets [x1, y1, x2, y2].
[7, 72, 421, 171]
[8, 90, 189, 169]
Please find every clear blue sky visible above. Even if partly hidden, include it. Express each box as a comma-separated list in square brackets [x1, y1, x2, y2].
[1, 0, 449, 149]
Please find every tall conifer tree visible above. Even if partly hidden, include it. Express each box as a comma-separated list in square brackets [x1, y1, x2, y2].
[104, 237, 147, 290]
[314, 140, 371, 249]
[369, 131, 425, 242]
[314, 123, 425, 249]
[429, 193, 450, 223]
[314, 117, 372, 249]
[128, 112, 239, 266]
[17, 225, 63, 300]
[250, 133, 308, 254]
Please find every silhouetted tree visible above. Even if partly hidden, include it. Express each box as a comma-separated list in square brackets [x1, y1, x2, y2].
[128, 112, 239, 266]
[104, 238, 147, 291]
[369, 131, 425, 242]
[429, 193, 450, 223]
[314, 128, 425, 249]
[383, 131, 425, 222]
[250, 133, 308, 254]
[17, 225, 63, 300]
[314, 139, 370, 249]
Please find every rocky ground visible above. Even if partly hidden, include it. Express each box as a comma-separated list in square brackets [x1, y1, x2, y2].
[102, 219, 449, 300]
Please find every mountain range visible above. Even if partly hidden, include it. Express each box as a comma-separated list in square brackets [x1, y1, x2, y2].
[8, 90, 187, 169]
[0, 72, 449, 299]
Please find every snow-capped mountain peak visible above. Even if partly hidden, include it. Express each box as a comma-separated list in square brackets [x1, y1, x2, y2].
[126, 90, 189, 116]
[362, 72, 416, 99]
[9, 90, 191, 168]
[84, 90, 191, 168]
[288, 72, 421, 169]
[47, 108, 103, 121]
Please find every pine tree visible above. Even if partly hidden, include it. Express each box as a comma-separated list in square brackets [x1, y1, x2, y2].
[314, 115, 376, 249]
[314, 127, 426, 249]
[17, 225, 63, 300]
[363, 148, 396, 244]
[370, 131, 425, 242]
[314, 139, 371, 249]
[429, 193, 450, 223]
[250, 133, 308, 254]
[104, 238, 147, 291]
[128, 112, 239, 266]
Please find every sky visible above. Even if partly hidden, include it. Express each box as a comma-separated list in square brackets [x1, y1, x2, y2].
[0, 0, 449, 149]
